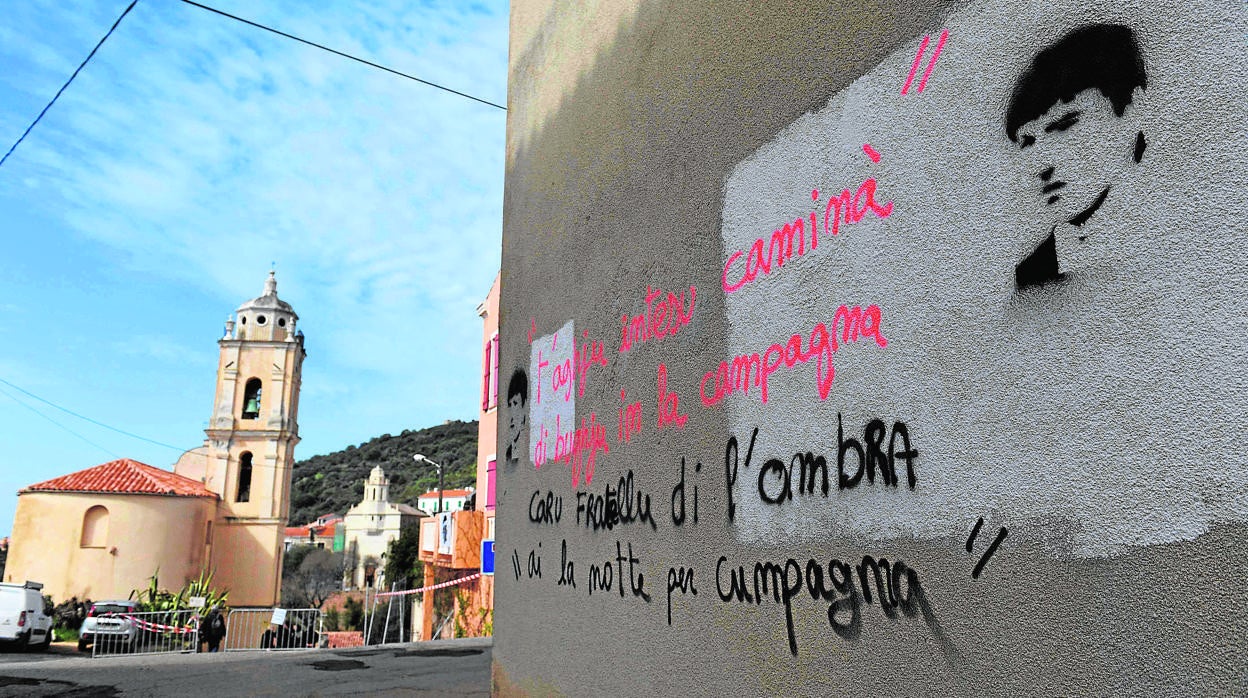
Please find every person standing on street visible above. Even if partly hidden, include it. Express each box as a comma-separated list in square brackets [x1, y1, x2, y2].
[202, 606, 226, 652]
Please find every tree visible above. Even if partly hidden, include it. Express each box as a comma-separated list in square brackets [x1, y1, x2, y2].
[288, 420, 479, 526]
[281, 548, 343, 609]
[342, 540, 359, 589]
[383, 525, 423, 589]
[323, 607, 341, 631]
[343, 596, 364, 631]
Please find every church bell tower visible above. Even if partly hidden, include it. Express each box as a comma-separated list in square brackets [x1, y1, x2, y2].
[200, 271, 305, 606]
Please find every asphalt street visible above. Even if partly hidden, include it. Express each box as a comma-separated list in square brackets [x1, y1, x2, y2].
[0, 637, 491, 697]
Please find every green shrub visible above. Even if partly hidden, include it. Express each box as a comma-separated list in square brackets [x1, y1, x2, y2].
[51, 597, 90, 632]
[129, 569, 229, 612]
[343, 597, 364, 631]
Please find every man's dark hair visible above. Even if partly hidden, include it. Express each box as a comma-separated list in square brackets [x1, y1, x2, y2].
[507, 369, 528, 405]
[1006, 24, 1146, 141]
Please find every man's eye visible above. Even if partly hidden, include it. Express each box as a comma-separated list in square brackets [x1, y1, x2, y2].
[1020, 134, 1036, 150]
[1045, 111, 1081, 133]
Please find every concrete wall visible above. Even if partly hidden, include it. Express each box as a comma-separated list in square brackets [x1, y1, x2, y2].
[212, 519, 283, 607]
[6, 492, 212, 603]
[495, 0, 1247, 695]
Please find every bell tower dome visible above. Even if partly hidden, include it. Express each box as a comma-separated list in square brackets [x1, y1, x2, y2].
[234, 270, 299, 343]
[364, 466, 390, 503]
[199, 270, 307, 607]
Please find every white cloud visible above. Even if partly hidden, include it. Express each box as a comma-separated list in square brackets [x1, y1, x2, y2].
[113, 335, 211, 367]
[1, 0, 507, 449]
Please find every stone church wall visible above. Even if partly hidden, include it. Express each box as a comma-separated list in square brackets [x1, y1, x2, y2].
[6, 492, 211, 602]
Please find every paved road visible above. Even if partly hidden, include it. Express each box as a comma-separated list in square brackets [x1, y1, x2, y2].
[0, 637, 491, 697]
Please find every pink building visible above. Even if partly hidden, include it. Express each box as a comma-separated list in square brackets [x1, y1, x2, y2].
[473, 273, 500, 612]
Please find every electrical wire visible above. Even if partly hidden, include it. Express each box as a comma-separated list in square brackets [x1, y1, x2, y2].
[0, 375, 186, 452]
[177, 0, 506, 110]
[0, 0, 138, 169]
[1, 0, 504, 172]
[0, 383, 119, 459]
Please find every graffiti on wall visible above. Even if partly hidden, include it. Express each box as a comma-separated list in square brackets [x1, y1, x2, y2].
[712, 12, 1241, 560]
[504, 3, 1246, 660]
[527, 320, 611, 486]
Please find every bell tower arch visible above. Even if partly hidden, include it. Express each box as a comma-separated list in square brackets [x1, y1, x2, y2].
[195, 270, 305, 606]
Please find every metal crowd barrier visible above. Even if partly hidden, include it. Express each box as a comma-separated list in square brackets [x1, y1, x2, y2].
[91, 610, 200, 658]
[223, 608, 323, 651]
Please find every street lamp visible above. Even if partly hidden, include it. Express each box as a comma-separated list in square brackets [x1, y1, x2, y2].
[413, 454, 444, 515]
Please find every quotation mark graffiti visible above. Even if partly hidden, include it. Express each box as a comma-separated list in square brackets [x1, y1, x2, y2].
[965, 517, 1007, 579]
[901, 29, 949, 95]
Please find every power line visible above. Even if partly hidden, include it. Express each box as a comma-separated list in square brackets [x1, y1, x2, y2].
[1, 1, 503, 171]
[0, 383, 119, 460]
[0, 0, 138, 169]
[177, 0, 507, 111]
[0, 375, 187, 452]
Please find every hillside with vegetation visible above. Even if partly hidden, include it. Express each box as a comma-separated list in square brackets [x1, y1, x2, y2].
[288, 420, 478, 525]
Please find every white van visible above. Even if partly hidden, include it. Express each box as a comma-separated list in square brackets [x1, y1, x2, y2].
[0, 581, 52, 650]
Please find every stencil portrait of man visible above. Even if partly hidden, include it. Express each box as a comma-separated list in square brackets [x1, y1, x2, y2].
[504, 368, 528, 469]
[1006, 24, 1148, 289]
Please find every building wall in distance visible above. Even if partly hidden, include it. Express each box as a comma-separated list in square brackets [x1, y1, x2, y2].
[473, 273, 502, 627]
[5, 492, 212, 603]
[341, 508, 418, 590]
[477, 273, 500, 522]
[495, 0, 1247, 695]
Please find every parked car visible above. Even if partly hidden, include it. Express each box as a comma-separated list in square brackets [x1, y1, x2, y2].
[78, 600, 140, 652]
[0, 581, 52, 651]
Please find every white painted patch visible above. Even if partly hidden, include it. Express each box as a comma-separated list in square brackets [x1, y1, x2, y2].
[529, 320, 576, 472]
[719, 0, 1248, 557]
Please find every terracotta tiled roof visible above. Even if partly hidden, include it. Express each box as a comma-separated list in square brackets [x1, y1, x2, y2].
[286, 521, 337, 539]
[21, 458, 217, 498]
[417, 489, 473, 500]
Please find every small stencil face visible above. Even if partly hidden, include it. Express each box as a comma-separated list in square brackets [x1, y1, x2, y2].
[1015, 88, 1139, 229]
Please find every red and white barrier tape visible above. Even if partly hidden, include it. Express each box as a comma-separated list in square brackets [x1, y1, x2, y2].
[373, 572, 481, 598]
[102, 613, 199, 635]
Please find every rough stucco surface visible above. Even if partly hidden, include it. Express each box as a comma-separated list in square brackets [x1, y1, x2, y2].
[496, 0, 1248, 695]
[6, 492, 211, 602]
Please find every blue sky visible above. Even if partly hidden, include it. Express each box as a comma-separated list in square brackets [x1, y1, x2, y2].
[0, 0, 507, 535]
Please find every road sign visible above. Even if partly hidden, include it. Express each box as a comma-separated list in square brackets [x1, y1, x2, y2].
[481, 539, 495, 575]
